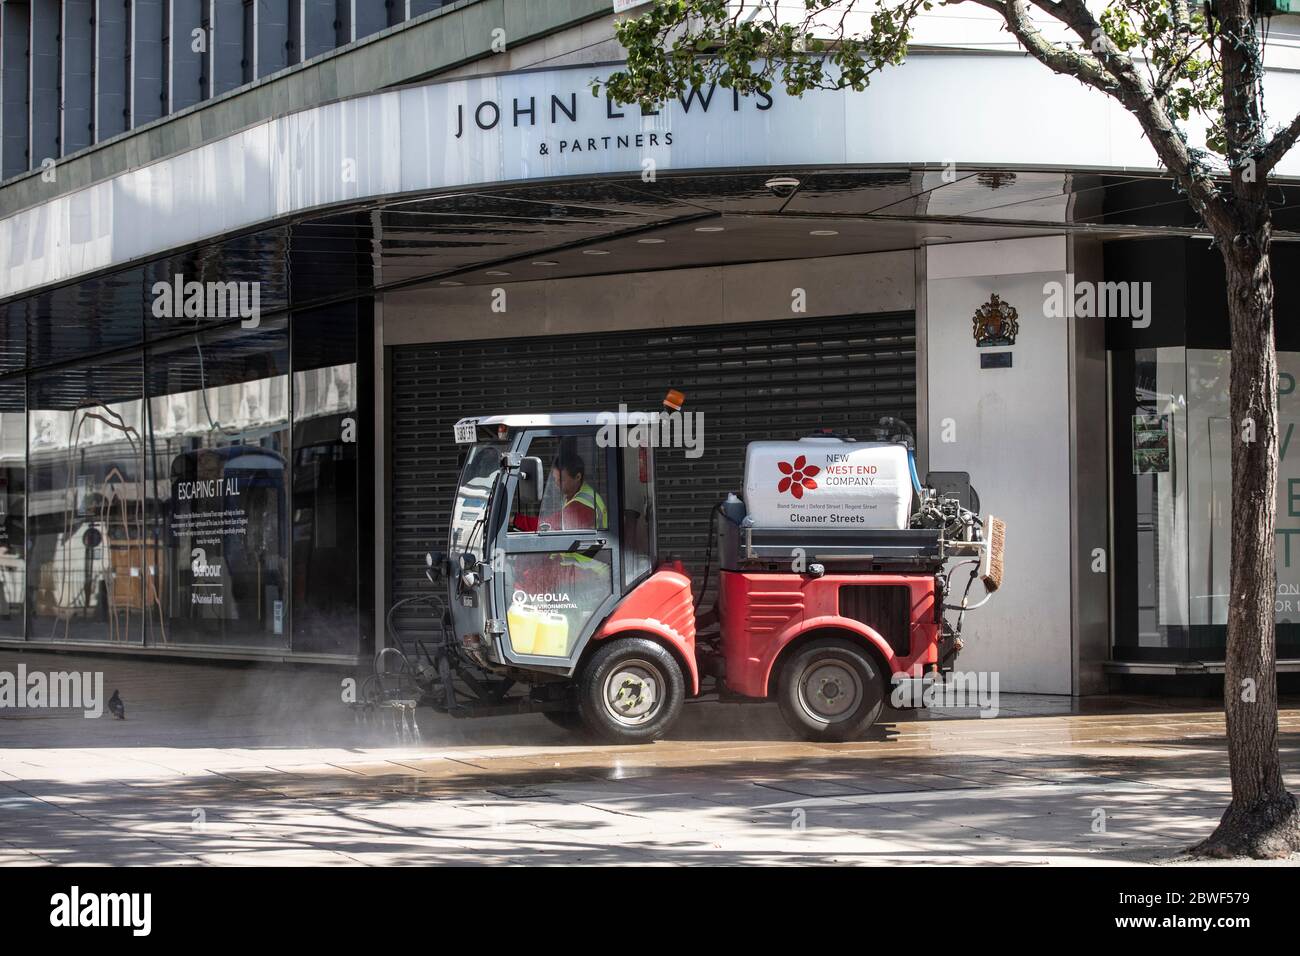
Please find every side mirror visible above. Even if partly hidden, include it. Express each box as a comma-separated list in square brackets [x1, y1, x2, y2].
[517, 456, 544, 506]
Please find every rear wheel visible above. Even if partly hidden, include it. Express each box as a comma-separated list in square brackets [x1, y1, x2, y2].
[577, 638, 684, 744]
[777, 637, 885, 742]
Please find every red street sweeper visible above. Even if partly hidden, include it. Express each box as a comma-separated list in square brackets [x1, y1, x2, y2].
[369, 396, 1004, 744]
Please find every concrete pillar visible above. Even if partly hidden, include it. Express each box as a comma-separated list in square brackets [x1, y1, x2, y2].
[1069, 234, 1113, 695]
[926, 236, 1075, 694]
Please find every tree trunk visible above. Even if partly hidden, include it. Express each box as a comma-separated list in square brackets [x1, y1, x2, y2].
[1192, 218, 1300, 858]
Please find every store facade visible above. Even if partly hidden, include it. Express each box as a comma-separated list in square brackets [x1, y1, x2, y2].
[1, 18, 1298, 687]
[1108, 239, 1300, 671]
[0, 297, 368, 661]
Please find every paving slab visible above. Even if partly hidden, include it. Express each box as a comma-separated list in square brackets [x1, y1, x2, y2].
[2, 647, 1299, 865]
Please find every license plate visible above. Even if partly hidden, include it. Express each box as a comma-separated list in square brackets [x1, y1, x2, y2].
[453, 419, 478, 443]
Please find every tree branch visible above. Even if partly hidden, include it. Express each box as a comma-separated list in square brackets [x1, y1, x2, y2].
[958, 0, 1231, 233]
[1259, 109, 1300, 177]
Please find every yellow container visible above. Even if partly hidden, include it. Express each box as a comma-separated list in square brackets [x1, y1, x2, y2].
[507, 604, 540, 655]
[533, 613, 570, 657]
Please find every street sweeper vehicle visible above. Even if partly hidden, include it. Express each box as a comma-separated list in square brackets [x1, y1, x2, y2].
[373, 401, 1005, 744]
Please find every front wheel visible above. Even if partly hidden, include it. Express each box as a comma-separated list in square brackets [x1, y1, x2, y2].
[577, 638, 685, 744]
[777, 638, 885, 742]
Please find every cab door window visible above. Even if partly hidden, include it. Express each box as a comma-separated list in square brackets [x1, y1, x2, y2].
[508, 436, 609, 533]
[502, 434, 613, 658]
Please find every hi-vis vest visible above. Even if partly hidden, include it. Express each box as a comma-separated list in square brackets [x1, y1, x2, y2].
[568, 483, 608, 530]
[562, 483, 608, 568]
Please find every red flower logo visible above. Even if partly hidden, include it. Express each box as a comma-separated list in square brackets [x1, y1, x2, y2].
[777, 455, 820, 499]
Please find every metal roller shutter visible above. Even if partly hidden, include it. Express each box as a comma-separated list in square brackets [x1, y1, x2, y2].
[389, 312, 916, 615]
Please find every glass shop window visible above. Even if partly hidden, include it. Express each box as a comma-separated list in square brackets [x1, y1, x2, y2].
[1123, 346, 1300, 661]
[27, 357, 146, 645]
[291, 305, 360, 656]
[1130, 347, 1189, 652]
[145, 322, 289, 648]
[0, 378, 25, 640]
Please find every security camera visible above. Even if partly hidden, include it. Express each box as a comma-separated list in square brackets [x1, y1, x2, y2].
[765, 176, 800, 199]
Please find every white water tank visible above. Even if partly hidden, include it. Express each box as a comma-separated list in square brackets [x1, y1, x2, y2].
[742, 436, 912, 531]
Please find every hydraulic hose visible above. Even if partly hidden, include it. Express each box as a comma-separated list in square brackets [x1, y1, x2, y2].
[907, 449, 923, 497]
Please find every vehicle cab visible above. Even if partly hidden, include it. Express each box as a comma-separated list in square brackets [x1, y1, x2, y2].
[448, 413, 661, 677]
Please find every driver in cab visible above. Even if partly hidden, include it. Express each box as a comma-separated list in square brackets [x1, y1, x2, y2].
[511, 453, 607, 532]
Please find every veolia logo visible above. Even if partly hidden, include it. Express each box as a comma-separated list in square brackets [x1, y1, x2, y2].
[513, 589, 571, 605]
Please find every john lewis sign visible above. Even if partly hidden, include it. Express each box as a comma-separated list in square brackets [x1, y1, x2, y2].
[3, 56, 1170, 299]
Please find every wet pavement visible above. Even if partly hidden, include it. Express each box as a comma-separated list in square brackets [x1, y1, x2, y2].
[1, 648, 1298, 865]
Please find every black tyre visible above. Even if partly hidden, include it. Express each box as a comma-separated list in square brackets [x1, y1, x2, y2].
[777, 637, 886, 742]
[541, 709, 587, 734]
[577, 638, 685, 744]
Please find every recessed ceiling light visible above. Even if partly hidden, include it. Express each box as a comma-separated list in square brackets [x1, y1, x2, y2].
[636, 238, 666, 244]
[486, 270, 511, 276]
[438, 280, 463, 286]
[694, 226, 725, 233]
[582, 249, 610, 256]
[765, 176, 801, 196]
[810, 229, 839, 236]
[531, 260, 559, 266]
[920, 235, 953, 243]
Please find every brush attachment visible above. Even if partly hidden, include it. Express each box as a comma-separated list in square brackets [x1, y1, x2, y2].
[980, 516, 1005, 592]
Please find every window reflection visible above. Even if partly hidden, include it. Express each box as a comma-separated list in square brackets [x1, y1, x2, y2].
[147, 323, 289, 647]
[9, 308, 360, 655]
[0, 380, 25, 639]
[1131, 347, 1189, 652]
[27, 359, 148, 644]
[1124, 346, 1300, 660]
[290, 305, 360, 655]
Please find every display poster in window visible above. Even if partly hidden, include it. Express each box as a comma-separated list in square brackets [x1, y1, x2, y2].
[1132, 414, 1171, 475]
[169, 449, 283, 631]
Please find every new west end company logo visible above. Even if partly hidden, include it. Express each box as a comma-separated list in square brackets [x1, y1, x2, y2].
[777, 455, 820, 499]
[453, 81, 773, 156]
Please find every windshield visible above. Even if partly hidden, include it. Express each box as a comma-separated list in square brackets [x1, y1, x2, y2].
[449, 443, 505, 564]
